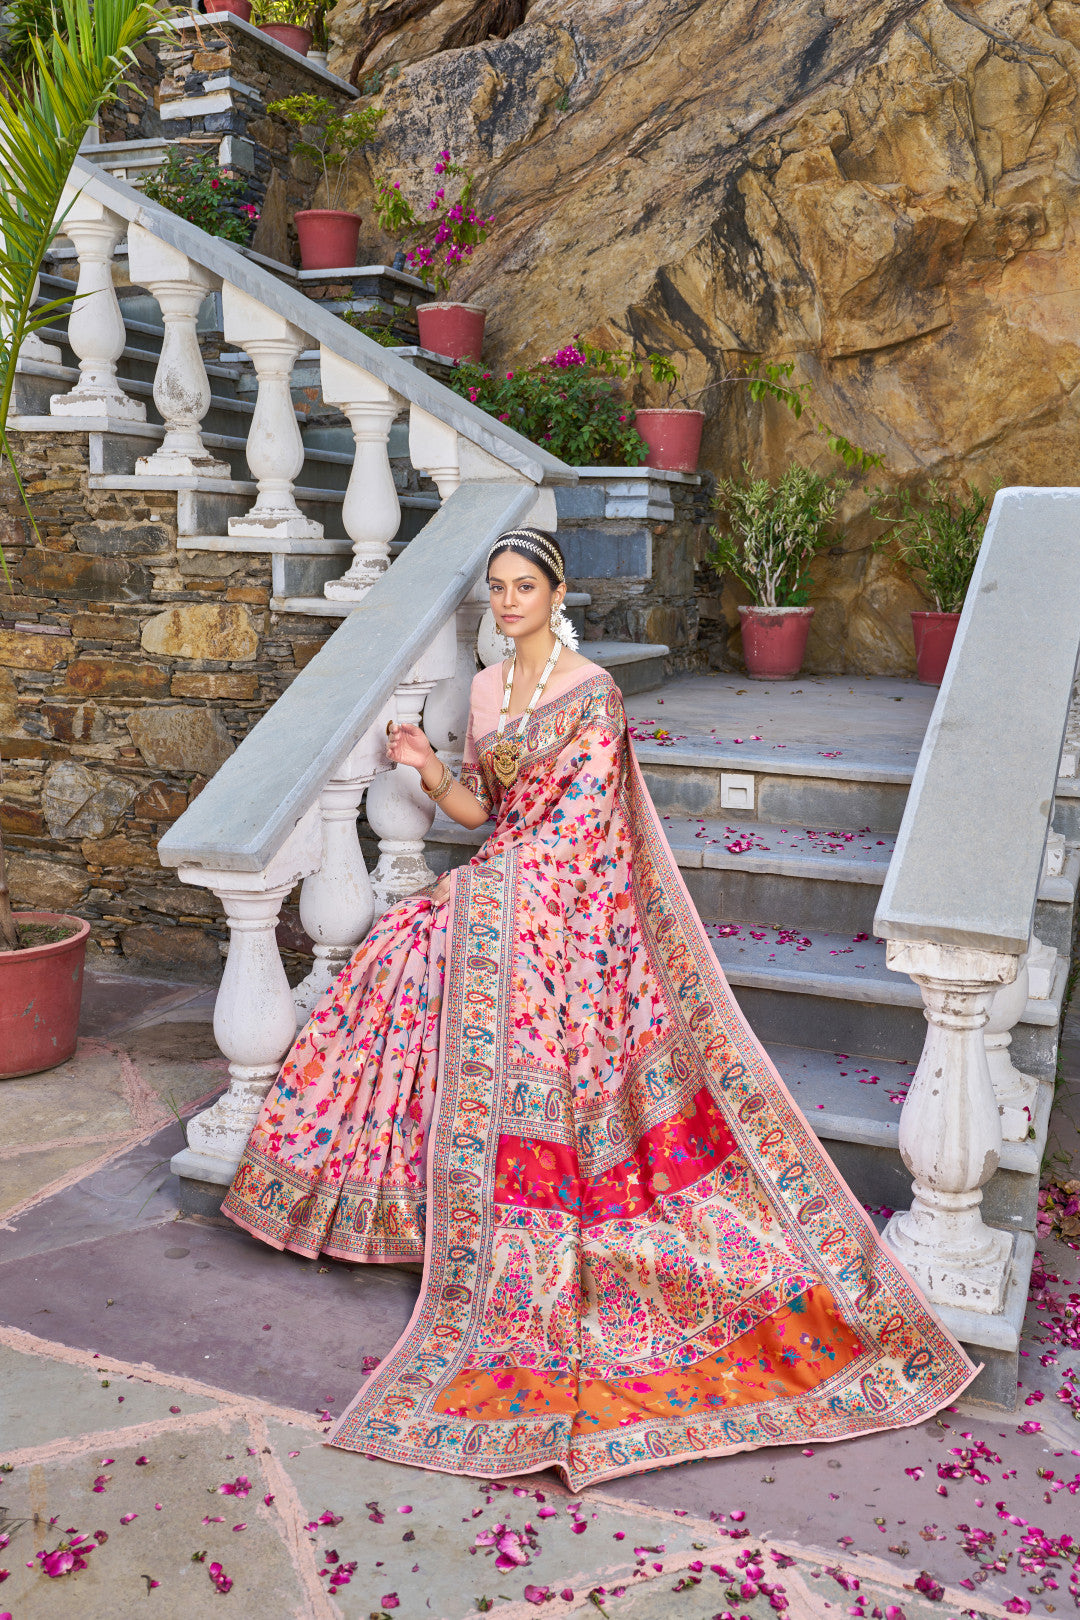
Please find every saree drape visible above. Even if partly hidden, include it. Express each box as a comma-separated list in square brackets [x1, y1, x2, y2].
[223, 662, 976, 1490]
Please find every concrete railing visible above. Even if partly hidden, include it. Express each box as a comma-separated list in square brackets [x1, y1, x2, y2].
[874, 488, 1080, 1339]
[34, 157, 574, 1190]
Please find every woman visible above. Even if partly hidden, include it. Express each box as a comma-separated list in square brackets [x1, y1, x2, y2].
[224, 526, 975, 1490]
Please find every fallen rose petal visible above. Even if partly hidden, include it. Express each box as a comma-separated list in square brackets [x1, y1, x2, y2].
[120, 1513, 138, 1525]
[523, 1585, 550, 1605]
[381, 1596, 400, 1610]
[263, 1495, 274, 1507]
[135, 1456, 149, 1466]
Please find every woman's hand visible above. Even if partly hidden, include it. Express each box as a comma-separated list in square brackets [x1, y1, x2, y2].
[425, 871, 451, 906]
[386, 721, 434, 772]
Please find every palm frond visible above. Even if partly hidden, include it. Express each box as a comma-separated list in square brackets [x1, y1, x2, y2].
[0, 0, 174, 567]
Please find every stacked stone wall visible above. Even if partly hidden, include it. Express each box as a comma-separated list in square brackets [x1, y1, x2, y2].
[0, 435, 338, 978]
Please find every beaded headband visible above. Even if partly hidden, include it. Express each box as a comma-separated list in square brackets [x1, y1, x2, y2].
[487, 528, 565, 583]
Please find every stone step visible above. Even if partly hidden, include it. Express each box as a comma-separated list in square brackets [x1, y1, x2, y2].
[707, 920, 1066, 1076]
[767, 1042, 1051, 1235]
[634, 734, 915, 831]
[664, 814, 1079, 942]
[582, 641, 668, 694]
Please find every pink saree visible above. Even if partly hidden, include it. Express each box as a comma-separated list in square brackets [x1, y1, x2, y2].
[224, 661, 976, 1489]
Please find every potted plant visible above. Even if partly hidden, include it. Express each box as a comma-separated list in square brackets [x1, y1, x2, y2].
[268, 94, 384, 270]
[203, 0, 253, 22]
[0, 0, 166, 1075]
[448, 341, 650, 465]
[871, 479, 995, 684]
[141, 147, 260, 243]
[375, 152, 495, 361]
[632, 353, 705, 473]
[707, 463, 849, 679]
[251, 0, 313, 54]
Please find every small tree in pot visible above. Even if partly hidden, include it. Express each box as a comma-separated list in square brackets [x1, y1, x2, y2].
[871, 479, 996, 685]
[269, 94, 384, 270]
[707, 462, 848, 680]
[0, 0, 165, 1073]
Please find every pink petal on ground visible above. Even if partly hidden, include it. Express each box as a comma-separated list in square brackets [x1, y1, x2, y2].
[135, 1456, 149, 1466]
[381, 1596, 400, 1610]
[263, 1495, 275, 1507]
[524, 1587, 550, 1605]
[120, 1513, 138, 1525]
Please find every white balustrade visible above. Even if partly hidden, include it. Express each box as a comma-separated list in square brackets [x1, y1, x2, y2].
[882, 940, 1017, 1314]
[50, 191, 145, 421]
[367, 628, 457, 914]
[983, 949, 1038, 1142]
[127, 224, 229, 479]
[14, 275, 61, 364]
[222, 282, 322, 540]
[320, 349, 403, 599]
[172, 807, 322, 1181]
[292, 718, 391, 1020]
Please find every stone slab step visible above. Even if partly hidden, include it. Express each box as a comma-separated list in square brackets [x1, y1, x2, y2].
[707, 920, 1066, 1074]
[768, 1042, 1050, 1235]
[635, 739, 914, 831]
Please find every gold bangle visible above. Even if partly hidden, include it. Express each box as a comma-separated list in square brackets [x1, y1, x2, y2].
[422, 762, 453, 801]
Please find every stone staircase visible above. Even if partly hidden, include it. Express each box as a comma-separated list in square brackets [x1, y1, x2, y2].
[23, 266, 673, 693]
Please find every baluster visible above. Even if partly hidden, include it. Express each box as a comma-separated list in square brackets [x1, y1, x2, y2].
[172, 809, 321, 1182]
[50, 191, 145, 421]
[127, 224, 229, 478]
[221, 282, 321, 540]
[882, 940, 1016, 1313]
[366, 627, 456, 914]
[292, 720, 390, 1020]
[14, 275, 61, 364]
[320, 349, 403, 599]
[983, 949, 1038, 1142]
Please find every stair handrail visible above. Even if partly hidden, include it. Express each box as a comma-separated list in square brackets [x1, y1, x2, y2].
[61, 154, 573, 489]
[871, 485, 1080, 1326]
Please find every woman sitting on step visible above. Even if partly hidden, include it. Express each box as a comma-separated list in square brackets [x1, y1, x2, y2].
[223, 526, 976, 1491]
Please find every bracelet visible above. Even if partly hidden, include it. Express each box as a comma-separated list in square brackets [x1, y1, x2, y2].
[422, 762, 454, 802]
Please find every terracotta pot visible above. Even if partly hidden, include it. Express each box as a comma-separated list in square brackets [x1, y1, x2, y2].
[294, 209, 362, 271]
[259, 22, 312, 51]
[416, 302, 486, 363]
[738, 605, 815, 680]
[911, 609, 960, 685]
[0, 912, 90, 1079]
[204, 0, 252, 17]
[632, 407, 705, 473]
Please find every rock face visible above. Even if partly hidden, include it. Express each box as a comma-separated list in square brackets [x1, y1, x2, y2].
[328, 0, 1080, 672]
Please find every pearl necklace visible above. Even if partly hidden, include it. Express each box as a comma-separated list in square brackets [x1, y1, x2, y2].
[490, 641, 562, 788]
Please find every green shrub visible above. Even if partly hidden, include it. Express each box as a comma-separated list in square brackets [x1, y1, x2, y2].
[707, 463, 848, 607]
[141, 148, 258, 245]
[870, 480, 996, 613]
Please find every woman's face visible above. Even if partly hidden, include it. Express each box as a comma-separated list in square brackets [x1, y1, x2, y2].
[487, 549, 565, 642]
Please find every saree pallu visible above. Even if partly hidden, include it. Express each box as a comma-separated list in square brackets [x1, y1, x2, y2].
[224, 665, 977, 1490]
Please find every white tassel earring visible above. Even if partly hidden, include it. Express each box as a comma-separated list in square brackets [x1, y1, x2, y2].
[550, 599, 579, 651]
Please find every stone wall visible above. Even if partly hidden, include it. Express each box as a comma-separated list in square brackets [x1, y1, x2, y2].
[555, 473, 715, 672]
[97, 18, 356, 269]
[320, 0, 1080, 675]
[0, 435, 339, 977]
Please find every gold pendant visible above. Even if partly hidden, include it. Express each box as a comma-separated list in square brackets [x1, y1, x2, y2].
[490, 738, 519, 788]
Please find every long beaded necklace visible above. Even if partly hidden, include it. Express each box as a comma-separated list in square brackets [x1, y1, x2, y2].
[490, 640, 562, 788]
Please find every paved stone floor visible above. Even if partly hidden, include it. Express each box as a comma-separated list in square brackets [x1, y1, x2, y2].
[2, 880, 1079, 1616]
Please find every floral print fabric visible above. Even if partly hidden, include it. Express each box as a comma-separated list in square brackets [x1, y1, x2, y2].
[226, 662, 976, 1490]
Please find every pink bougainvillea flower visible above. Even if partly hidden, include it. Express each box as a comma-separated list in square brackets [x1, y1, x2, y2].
[209, 1560, 233, 1595]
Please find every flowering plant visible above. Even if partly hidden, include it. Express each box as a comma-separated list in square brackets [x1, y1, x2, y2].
[141, 148, 258, 244]
[707, 462, 849, 607]
[375, 153, 493, 295]
[448, 342, 648, 466]
[267, 95, 384, 211]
